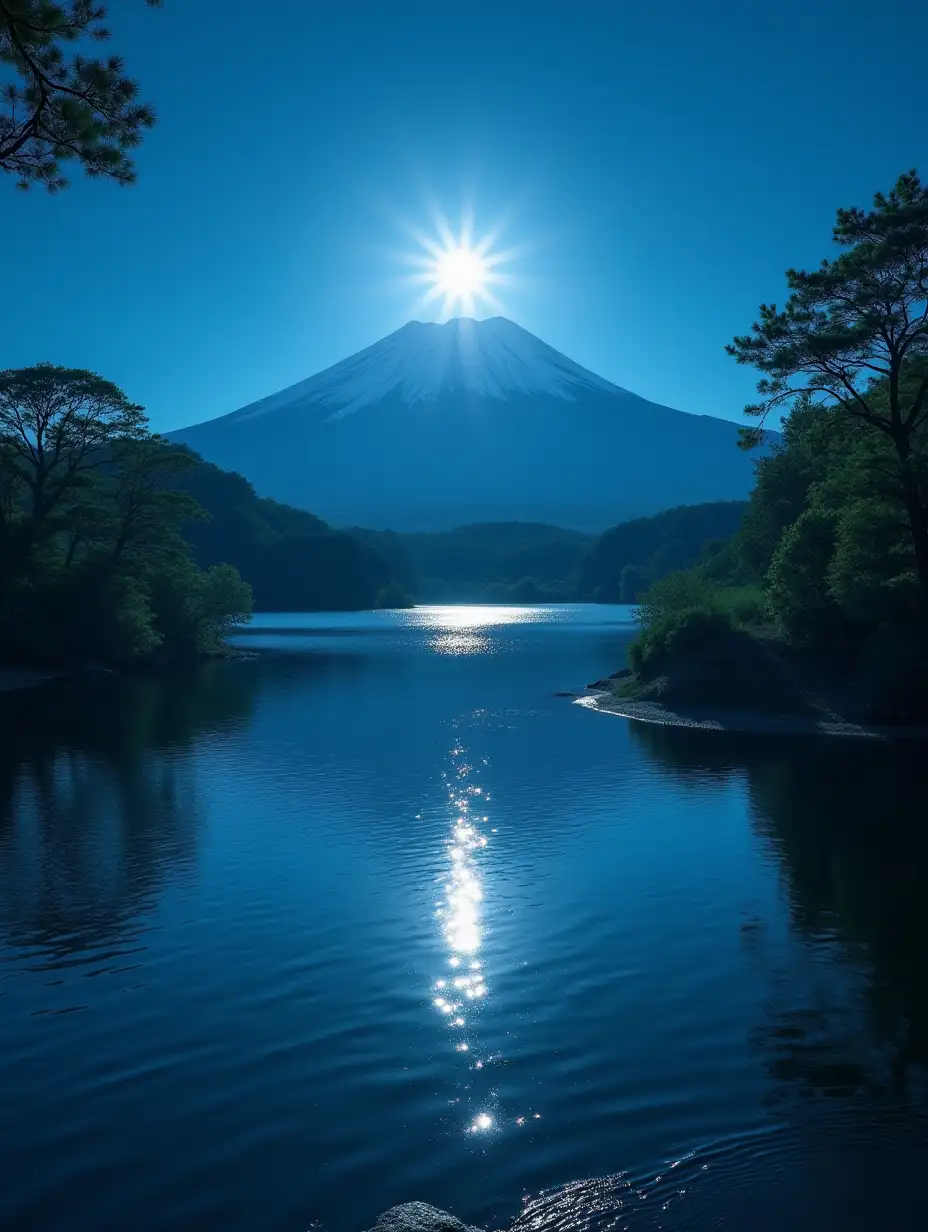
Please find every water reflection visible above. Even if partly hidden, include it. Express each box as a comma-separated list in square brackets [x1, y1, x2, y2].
[406, 605, 555, 656]
[410, 605, 559, 630]
[433, 735, 497, 1133]
[429, 630, 494, 656]
[0, 666, 254, 965]
[628, 721, 928, 1105]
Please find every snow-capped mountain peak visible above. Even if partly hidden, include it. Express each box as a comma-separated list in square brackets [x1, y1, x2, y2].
[170, 315, 760, 531]
[226, 316, 628, 425]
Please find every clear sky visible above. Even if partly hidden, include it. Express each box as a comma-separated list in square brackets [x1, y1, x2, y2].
[3, 0, 928, 433]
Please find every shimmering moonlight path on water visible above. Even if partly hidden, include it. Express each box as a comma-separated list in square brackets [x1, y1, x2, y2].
[1, 605, 927, 1231]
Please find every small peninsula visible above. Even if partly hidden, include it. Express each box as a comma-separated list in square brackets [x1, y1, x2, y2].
[580, 630, 928, 741]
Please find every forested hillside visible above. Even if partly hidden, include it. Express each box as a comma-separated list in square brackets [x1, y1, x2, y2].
[353, 522, 591, 603]
[174, 452, 398, 611]
[578, 502, 748, 602]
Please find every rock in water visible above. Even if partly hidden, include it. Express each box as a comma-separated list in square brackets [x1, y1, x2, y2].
[365, 1202, 485, 1232]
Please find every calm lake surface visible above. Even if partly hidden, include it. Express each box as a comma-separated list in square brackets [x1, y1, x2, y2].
[2, 604, 928, 1231]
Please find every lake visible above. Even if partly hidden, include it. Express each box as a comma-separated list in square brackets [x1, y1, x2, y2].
[2, 605, 927, 1231]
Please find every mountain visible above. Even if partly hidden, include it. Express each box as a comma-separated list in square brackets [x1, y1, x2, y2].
[168, 317, 761, 532]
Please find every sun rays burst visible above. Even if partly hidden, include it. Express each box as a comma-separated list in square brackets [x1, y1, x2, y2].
[399, 208, 518, 319]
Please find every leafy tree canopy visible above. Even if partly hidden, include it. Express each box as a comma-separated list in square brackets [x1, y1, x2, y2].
[0, 362, 148, 529]
[728, 170, 928, 604]
[0, 363, 252, 668]
[0, 0, 159, 191]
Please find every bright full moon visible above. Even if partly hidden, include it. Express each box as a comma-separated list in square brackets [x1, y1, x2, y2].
[401, 210, 517, 318]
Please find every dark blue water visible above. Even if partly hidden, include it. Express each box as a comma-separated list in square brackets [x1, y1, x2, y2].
[2, 605, 927, 1231]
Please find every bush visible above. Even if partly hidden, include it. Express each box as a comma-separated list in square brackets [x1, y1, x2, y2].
[628, 606, 734, 675]
[827, 497, 919, 628]
[718, 583, 769, 627]
[147, 558, 253, 656]
[374, 580, 415, 609]
[767, 507, 843, 648]
[635, 567, 721, 628]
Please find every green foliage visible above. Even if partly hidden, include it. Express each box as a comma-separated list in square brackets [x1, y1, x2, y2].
[628, 606, 733, 675]
[766, 507, 841, 647]
[0, 1, 159, 191]
[827, 498, 918, 628]
[635, 567, 722, 629]
[175, 451, 396, 612]
[0, 364, 252, 669]
[108, 439, 204, 568]
[355, 521, 591, 603]
[717, 583, 768, 627]
[579, 502, 748, 602]
[374, 579, 415, 609]
[710, 174, 928, 720]
[627, 567, 767, 678]
[735, 398, 832, 577]
[737, 386, 926, 653]
[0, 363, 149, 530]
[147, 558, 253, 656]
[44, 566, 161, 664]
[728, 169, 928, 605]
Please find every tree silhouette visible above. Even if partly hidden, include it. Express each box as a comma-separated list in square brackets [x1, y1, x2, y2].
[728, 170, 928, 606]
[0, 0, 159, 191]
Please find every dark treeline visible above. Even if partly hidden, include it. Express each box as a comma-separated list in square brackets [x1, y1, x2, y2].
[174, 453, 399, 611]
[577, 501, 748, 602]
[353, 522, 592, 603]
[0, 363, 414, 671]
[625, 171, 928, 723]
[0, 365, 254, 668]
[352, 506, 760, 605]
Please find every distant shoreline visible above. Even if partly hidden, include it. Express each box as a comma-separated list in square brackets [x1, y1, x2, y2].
[576, 691, 928, 742]
[0, 647, 254, 697]
[0, 666, 67, 694]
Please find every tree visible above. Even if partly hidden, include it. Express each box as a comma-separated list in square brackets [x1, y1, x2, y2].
[0, 363, 148, 536]
[0, 0, 159, 191]
[147, 557, 252, 656]
[107, 439, 203, 568]
[766, 507, 842, 648]
[727, 171, 928, 608]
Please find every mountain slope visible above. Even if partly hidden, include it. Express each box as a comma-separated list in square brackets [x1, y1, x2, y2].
[169, 317, 760, 531]
[172, 449, 395, 610]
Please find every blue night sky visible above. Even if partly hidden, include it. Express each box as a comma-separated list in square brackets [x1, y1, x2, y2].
[3, 0, 927, 433]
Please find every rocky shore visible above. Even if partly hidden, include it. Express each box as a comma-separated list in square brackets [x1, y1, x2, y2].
[364, 1204, 485, 1232]
[575, 690, 928, 740]
[575, 623, 928, 741]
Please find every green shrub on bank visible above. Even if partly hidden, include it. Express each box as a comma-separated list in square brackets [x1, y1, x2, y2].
[374, 580, 415, 609]
[627, 567, 770, 677]
[635, 568, 721, 628]
[628, 606, 734, 674]
[717, 583, 769, 627]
